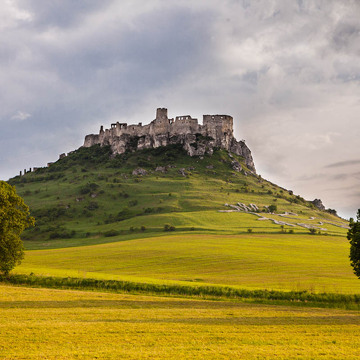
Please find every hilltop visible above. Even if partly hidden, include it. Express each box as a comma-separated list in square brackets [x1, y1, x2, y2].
[83, 107, 256, 171]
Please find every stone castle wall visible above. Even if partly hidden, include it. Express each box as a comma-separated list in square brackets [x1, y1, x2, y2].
[83, 108, 256, 172]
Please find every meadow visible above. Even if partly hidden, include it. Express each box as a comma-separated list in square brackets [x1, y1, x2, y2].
[1, 284, 360, 359]
[3, 145, 358, 359]
[16, 232, 359, 294]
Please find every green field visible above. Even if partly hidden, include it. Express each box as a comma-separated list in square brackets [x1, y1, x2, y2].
[1, 285, 360, 359]
[16, 232, 359, 294]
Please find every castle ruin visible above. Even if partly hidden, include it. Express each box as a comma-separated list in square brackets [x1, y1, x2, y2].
[83, 108, 255, 172]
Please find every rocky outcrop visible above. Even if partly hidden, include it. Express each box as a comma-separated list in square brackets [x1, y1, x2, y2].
[155, 166, 167, 173]
[312, 199, 325, 211]
[231, 160, 242, 172]
[132, 168, 147, 176]
[83, 108, 256, 173]
[178, 168, 187, 177]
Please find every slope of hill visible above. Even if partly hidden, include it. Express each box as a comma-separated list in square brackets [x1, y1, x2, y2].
[6, 143, 356, 295]
[8, 144, 347, 250]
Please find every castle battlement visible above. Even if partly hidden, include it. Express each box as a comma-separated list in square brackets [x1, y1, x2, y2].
[83, 108, 255, 172]
[90, 108, 233, 139]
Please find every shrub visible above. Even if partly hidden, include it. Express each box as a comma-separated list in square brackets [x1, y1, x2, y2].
[49, 229, 76, 239]
[268, 204, 277, 213]
[104, 207, 134, 224]
[164, 224, 176, 232]
[128, 200, 138, 207]
[247, 228, 253, 233]
[32, 207, 66, 221]
[86, 201, 99, 211]
[104, 230, 119, 237]
[79, 182, 99, 195]
[138, 160, 152, 168]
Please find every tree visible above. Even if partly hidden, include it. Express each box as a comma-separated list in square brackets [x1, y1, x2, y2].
[268, 204, 277, 213]
[347, 209, 360, 278]
[0, 181, 35, 275]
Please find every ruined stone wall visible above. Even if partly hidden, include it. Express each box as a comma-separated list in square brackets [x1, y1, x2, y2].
[201, 114, 234, 149]
[170, 115, 199, 135]
[83, 108, 256, 172]
[150, 117, 171, 136]
[84, 134, 99, 147]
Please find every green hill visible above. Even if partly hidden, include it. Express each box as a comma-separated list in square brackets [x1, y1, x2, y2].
[6, 144, 357, 295]
[8, 144, 347, 250]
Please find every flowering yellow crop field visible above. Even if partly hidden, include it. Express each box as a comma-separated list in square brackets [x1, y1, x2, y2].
[1, 284, 360, 359]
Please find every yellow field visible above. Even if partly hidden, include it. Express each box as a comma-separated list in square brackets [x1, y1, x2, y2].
[1, 284, 360, 359]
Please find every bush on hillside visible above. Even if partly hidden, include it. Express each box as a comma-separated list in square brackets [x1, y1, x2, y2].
[104, 230, 120, 237]
[164, 224, 175, 232]
[49, 228, 76, 239]
[86, 201, 99, 211]
[268, 204, 277, 213]
[79, 182, 99, 195]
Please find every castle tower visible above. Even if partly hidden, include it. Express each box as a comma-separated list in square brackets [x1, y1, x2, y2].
[203, 115, 234, 148]
[156, 108, 168, 122]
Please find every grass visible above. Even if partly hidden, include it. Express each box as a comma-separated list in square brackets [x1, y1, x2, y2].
[16, 233, 360, 294]
[23, 209, 347, 251]
[1, 284, 360, 359]
[7, 145, 347, 247]
[4, 145, 357, 358]
[3, 273, 360, 310]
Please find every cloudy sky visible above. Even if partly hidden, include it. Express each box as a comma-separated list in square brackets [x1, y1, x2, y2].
[1, 0, 359, 219]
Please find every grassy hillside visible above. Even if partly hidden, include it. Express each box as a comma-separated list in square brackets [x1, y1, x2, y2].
[16, 233, 359, 294]
[8, 144, 347, 250]
[7, 144, 356, 295]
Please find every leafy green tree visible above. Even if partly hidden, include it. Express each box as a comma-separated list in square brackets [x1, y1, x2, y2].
[348, 210, 360, 278]
[0, 181, 35, 275]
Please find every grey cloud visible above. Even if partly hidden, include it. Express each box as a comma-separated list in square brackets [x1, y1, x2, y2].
[18, 0, 112, 29]
[296, 173, 326, 181]
[331, 173, 351, 181]
[332, 18, 360, 55]
[325, 160, 360, 168]
[1, 3, 214, 123]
